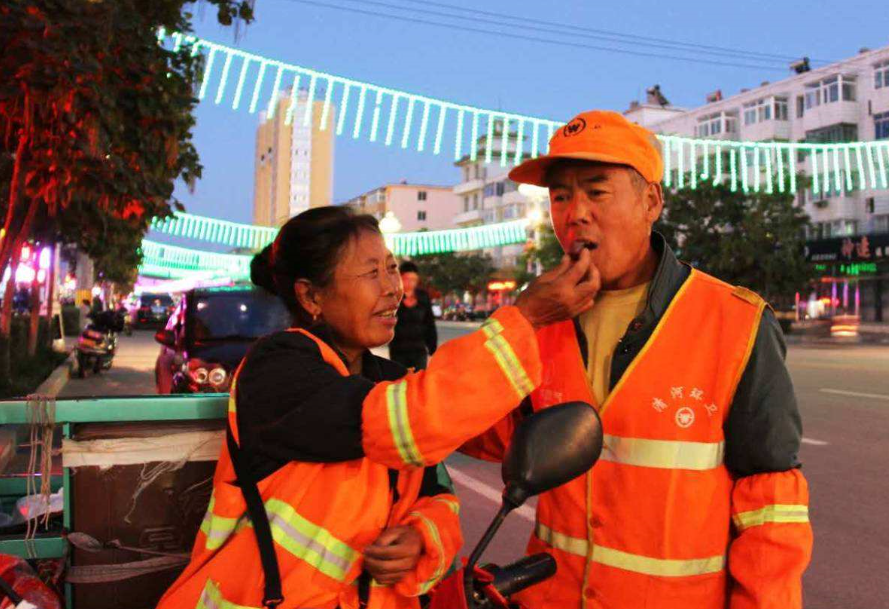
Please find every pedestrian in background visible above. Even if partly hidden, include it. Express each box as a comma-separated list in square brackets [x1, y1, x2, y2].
[389, 261, 437, 370]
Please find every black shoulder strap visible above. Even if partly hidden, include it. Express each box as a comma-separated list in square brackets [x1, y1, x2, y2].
[226, 428, 284, 608]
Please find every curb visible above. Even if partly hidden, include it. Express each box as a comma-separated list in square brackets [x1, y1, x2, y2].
[34, 351, 74, 398]
[436, 321, 483, 330]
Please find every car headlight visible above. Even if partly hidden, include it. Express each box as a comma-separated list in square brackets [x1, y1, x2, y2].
[208, 367, 227, 387]
[191, 367, 209, 385]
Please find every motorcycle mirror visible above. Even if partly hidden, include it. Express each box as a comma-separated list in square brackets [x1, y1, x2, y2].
[464, 402, 602, 581]
[154, 329, 176, 348]
[501, 402, 603, 509]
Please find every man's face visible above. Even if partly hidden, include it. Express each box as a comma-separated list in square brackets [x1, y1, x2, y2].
[547, 162, 663, 288]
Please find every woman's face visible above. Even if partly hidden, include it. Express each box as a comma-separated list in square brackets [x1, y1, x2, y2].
[318, 231, 404, 352]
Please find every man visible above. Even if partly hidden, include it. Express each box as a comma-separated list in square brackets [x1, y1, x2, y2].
[463, 110, 812, 609]
[389, 261, 438, 370]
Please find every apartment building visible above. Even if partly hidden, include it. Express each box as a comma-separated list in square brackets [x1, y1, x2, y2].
[344, 183, 461, 232]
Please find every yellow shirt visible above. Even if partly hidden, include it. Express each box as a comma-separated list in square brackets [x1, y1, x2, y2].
[578, 282, 650, 406]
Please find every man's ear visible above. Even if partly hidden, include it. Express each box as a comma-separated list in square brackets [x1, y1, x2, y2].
[294, 279, 321, 319]
[645, 182, 665, 223]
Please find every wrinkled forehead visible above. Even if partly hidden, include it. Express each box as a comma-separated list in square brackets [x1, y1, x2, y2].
[337, 230, 394, 269]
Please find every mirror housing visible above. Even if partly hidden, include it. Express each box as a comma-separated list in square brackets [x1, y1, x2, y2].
[154, 329, 176, 348]
[502, 402, 603, 508]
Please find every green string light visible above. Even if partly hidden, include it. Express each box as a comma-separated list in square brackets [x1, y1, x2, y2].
[302, 74, 317, 127]
[384, 94, 399, 146]
[811, 149, 820, 194]
[433, 105, 446, 155]
[284, 74, 301, 126]
[266, 65, 284, 119]
[417, 101, 430, 152]
[159, 31, 889, 194]
[353, 86, 367, 139]
[470, 112, 479, 162]
[336, 83, 351, 136]
[320, 77, 334, 131]
[401, 97, 415, 149]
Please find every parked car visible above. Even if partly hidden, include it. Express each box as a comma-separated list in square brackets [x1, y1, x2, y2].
[154, 286, 291, 394]
[135, 293, 176, 327]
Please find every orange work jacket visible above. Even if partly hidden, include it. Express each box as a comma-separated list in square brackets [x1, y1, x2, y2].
[158, 306, 542, 609]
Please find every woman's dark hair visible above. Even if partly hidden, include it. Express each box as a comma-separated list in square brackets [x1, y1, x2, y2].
[251, 206, 381, 326]
[398, 261, 419, 275]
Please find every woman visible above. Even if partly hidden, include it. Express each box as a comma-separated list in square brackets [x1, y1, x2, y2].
[157, 207, 598, 609]
[389, 261, 437, 370]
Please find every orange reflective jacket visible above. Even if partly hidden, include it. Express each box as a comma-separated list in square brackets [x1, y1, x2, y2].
[158, 306, 541, 609]
[464, 271, 813, 609]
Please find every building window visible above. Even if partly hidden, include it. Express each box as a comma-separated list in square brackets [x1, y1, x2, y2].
[866, 197, 876, 214]
[876, 61, 889, 89]
[805, 75, 856, 109]
[472, 194, 479, 210]
[463, 196, 469, 212]
[876, 112, 889, 140]
[484, 183, 495, 197]
[417, 210, 427, 221]
[463, 167, 470, 182]
[796, 95, 804, 118]
[417, 191, 427, 201]
[696, 113, 722, 137]
[496, 181, 505, 196]
[775, 97, 789, 121]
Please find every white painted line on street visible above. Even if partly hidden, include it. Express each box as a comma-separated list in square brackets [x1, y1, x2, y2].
[819, 388, 889, 401]
[801, 437, 829, 446]
[448, 468, 534, 522]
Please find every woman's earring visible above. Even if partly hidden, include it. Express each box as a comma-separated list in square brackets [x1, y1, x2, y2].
[312, 312, 320, 323]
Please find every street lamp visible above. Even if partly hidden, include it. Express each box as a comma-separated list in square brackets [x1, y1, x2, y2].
[379, 211, 402, 251]
[519, 184, 549, 276]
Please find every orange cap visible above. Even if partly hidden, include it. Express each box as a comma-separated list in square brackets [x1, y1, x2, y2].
[508, 110, 663, 186]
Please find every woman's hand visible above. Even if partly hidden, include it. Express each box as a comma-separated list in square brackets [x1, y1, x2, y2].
[363, 525, 425, 585]
[515, 248, 600, 330]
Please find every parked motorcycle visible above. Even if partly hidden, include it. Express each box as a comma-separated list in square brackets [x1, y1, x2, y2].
[429, 402, 604, 609]
[75, 311, 123, 378]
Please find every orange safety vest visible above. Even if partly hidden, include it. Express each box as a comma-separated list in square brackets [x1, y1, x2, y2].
[507, 270, 812, 609]
[156, 330, 461, 609]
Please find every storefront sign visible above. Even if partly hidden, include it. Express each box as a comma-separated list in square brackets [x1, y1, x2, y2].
[806, 233, 889, 263]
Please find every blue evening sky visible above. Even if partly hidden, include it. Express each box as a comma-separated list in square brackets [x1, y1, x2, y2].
[173, 0, 888, 224]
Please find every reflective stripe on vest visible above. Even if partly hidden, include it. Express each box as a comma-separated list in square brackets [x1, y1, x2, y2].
[200, 494, 240, 551]
[264, 498, 360, 582]
[733, 504, 810, 531]
[600, 434, 725, 471]
[196, 580, 259, 609]
[482, 319, 535, 399]
[535, 522, 725, 578]
[411, 511, 447, 595]
[202, 496, 360, 582]
[386, 381, 424, 467]
[433, 496, 460, 515]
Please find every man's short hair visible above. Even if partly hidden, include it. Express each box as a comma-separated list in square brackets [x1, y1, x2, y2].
[543, 159, 650, 193]
[399, 261, 419, 274]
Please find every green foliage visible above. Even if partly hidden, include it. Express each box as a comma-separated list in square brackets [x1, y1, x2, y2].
[0, 317, 67, 398]
[515, 223, 563, 285]
[413, 252, 496, 296]
[656, 174, 814, 305]
[0, 0, 253, 276]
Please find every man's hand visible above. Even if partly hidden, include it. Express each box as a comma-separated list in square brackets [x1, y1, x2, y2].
[515, 248, 600, 330]
[364, 526, 424, 585]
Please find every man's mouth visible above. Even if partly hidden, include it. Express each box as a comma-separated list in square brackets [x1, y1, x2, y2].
[374, 308, 398, 318]
[569, 239, 599, 260]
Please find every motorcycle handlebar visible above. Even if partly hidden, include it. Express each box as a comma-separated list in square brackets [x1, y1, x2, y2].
[488, 553, 556, 599]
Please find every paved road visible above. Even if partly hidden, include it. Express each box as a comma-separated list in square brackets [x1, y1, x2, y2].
[65, 323, 889, 608]
[59, 329, 159, 397]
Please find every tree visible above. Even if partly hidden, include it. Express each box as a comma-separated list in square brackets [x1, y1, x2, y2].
[515, 224, 562, 286]
[0, 0, 252, 384]
[657, 174, 814, 306]
[414, 252, 496, 298]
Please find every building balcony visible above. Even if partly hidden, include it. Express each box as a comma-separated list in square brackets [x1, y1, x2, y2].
[738, 120, 791, 143]
[453, 179, 485, 196]
[801, 102, 861, 133]
[453, 209, 484, 226]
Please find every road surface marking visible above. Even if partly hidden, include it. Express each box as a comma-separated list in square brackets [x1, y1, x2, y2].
[448, 468, 534, 522]
[801, 437, 829, 446]
[819, 388, 889, 401]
